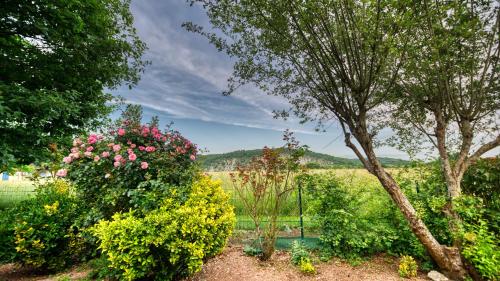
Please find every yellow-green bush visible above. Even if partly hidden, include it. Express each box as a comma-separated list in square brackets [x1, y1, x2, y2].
[398, 255, 418, 278]
[0, 180, 85, 271]
[298, 257, 316, 275]
[92, 176, 235, 281]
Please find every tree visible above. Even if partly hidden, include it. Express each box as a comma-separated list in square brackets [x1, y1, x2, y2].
[0, 0, 148, 170]
[388, 1, 499, 200]
[185, 0, 498, 278]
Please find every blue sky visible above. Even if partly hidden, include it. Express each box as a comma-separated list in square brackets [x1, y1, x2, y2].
[110, 0, 408, 158]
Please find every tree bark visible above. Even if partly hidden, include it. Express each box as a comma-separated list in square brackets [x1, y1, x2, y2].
[347, 126, 468, 280]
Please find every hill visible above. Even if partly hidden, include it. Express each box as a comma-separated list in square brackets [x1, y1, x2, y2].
[198, 149, 410, 171]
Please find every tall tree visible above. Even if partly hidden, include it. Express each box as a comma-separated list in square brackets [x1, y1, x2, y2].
[184, 0, 498, 278]
[0, 0, 148, 169]
[388, 1, 499, 200]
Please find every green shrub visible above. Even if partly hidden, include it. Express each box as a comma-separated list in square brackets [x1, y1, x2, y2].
[92, 176, 235, 281]
[0, 180, 86, 271]
[298, 257, 316, 275]
[243, 245, 263, 257]
[454, 196, 500, 280]
[398, 255, 418, 278]
[291, 240, 315, 274]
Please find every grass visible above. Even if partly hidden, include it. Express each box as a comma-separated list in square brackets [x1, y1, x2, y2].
[208, 168, 388, 233]
[0, 179, 36, 209]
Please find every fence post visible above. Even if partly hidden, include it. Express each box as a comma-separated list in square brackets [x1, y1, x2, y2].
[298, 180, 304, 239]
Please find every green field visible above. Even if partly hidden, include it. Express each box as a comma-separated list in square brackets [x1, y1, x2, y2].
[0, 180, 36, 209]
[208, 169, 390, 233]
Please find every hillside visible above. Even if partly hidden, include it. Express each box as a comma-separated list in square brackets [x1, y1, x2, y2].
[198, 149, 410, 171]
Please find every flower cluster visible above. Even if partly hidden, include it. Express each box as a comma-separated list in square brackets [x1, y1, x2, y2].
[57, 122, 197, 178]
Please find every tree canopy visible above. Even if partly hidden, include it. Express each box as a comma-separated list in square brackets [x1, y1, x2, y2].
[0, 0, 148, 169]
[186, 0, 499, 279]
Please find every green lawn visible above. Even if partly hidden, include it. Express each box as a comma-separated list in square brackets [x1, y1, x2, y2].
[0, 180, 36, 209]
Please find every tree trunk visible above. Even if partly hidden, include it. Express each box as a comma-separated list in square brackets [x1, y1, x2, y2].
[370, 162, 467, 279]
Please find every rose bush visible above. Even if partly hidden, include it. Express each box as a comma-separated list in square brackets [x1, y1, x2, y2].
[60, 120, 200, 223]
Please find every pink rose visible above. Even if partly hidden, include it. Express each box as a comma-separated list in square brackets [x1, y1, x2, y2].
[114, 155, 123, 162]
[70, 152, 80, 159]
[130, 144, 136, 148]
[94, 156, 100, 162]
[140, 162, 148, 169]
[71, 147, 79, 153]
[113, 144, 121, 152]
[138, 146, 145, 151]
[128, 153, 137, 161]
[118, 128, 126, 136]
[63, 156, 72, 164]
[87, 134, 98, 144]
[113, 161, 121, 167]
[190, 155, 196, 161]
[86, 146, 94, 152]
[56, 169, 67, 177]
[142, 127, 150, 135]
[145, 146, 156, 153]
[84, 151, 92, 157]
[101, 151, 110, 158]
[73, 138, 82, 146]
[127, 148, 133, 154]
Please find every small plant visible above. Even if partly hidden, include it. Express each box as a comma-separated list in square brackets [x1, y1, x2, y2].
[291, 240, 316, 274]
[298, 257, 316, 275]
[398, 255, 418, 278]
[243, 245, 263, 257]
[230, 130, 306, 260]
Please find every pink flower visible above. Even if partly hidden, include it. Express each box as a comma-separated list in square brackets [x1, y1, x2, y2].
[190, 155, 196, 161]
[130, 144, 136, 149]
[127, 148, 134, 154]
[128, 153, 137, 161]
[113, 161, 121, 167]
[145, 146, 156, 153]
[140, 162, 149, 169]
[84, 151, 92, 157]
[94, 156, 100, 162]
[63, 156, 72, 164]
[114, 155, 123, 162]
[113, 144, 121, 152]
[86, 146, 94, 152]
[70, 152, 80, 159]
[87, 134, 98, 144]
[141, 127, 150, 135]
[101, 151, 110, 158]
[118, 128, 126, 136]
[71, 147, 79, 153]
[56, 169, 67, 177]
[138, 146, 145, 151]
[151, 127, 159, 135]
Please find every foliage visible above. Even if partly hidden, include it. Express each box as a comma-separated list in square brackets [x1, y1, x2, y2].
[0, 180, 86, 271]
[230, 131, 306, 260]
[291, 240, 315, 274]
[0, 0, 148, 170]
[398, 255, 418, 278]
[92, 176, 235, 281]
[453, 196, 500, 280]
[462, 157, 500, 235]
[63, 107, 199, 223]
[243, 245, 263, 257]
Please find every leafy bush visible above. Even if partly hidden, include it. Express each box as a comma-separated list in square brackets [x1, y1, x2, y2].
[398, 255, 418, 278]
[291, 240, 315, 274]
[290, 240, 311, 266]
[62, 116, 199, 223]
[243, 245, 263, 256]
[229, 131, 306, 260]
[0, 180, 86, 271]
[92, 176, 235, 281]
[453, 196, 500, 280]
[298, 257, 316, 275]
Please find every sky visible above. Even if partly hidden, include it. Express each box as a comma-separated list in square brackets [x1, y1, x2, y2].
[109, 0, 410, 158]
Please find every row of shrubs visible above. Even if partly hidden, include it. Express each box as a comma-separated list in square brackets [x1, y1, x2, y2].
[0, 109, 236, 280]
[302, 159, 499, 280]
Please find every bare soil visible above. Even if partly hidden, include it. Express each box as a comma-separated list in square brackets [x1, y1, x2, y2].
[0, 245, 429, 281]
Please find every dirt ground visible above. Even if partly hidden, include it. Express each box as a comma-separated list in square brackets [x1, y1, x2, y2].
[0, 245, 429, 281]
[188, 245, 428, 281]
